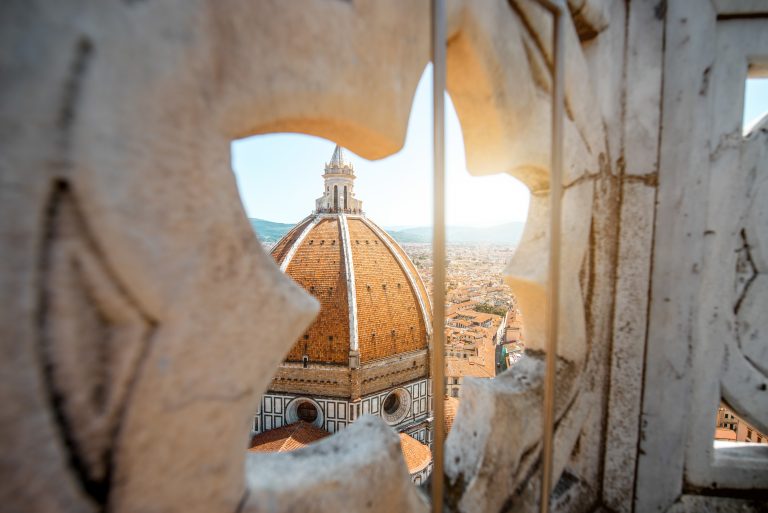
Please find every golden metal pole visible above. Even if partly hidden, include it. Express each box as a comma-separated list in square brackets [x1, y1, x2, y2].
[430, 0, 446, 512]
[534, 1, 565, 512]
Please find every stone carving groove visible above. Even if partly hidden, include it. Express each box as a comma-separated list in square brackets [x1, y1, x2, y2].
[724, 122, 768, 436]
[38, 181, 154, 504]
[739, 182, 768, 379]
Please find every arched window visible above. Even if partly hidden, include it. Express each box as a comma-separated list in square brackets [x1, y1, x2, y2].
[344, 185, 348, 210]
[333, 185, 338, 210]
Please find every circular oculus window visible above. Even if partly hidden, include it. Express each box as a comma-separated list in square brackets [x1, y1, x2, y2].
[381, 388, 411, 425]
[286, 397, 324, 428]
[297, 401, 318, 422]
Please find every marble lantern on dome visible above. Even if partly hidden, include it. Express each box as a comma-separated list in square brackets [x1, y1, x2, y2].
[315, 145, 363, 214]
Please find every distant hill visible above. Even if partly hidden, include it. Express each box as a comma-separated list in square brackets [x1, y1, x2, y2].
[249, 218, 297, 243]
[250, 218, 524, 246]
[387, 222, 524, 245]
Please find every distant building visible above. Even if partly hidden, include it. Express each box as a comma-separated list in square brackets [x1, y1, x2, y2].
[443, 304, 500, 398]
[250, 146, 434, 483]
[715, 404, 768, 444]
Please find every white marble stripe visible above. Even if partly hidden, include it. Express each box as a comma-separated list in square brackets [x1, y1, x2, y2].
[339, 213, 359, 352]
[360, 216, 432, 335]
[279, 215, 318, 272]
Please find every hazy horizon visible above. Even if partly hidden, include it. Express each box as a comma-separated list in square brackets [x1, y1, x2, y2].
[248, 216, 525, 231]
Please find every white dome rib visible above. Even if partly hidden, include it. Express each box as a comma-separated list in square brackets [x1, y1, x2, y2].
[339, 213, 359, 353]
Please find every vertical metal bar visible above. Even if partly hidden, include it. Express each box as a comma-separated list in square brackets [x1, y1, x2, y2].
[430, 0, 446, 512]
[539, 2, 565, 513]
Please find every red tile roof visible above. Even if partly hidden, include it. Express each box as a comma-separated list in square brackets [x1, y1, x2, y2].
[444, 397, 459, 433]
[399, 433, 432, 474]
[283, 218, 350, 364]
[248, 421, 331, 453]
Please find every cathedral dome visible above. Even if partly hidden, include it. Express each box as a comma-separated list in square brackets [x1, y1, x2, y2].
[256, 146, 434, 457]
[272, 211, 431, 365]
[271, 146, 431, 367]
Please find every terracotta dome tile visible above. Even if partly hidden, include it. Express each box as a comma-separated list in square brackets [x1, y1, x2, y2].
[281, 217, 350, 364]
[347, 218, 428, 363]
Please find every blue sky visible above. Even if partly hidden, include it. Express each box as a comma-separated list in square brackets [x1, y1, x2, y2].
[232, 67, 530, 228]
[232, 74, 768, 227]
[743, 78, 768, 134]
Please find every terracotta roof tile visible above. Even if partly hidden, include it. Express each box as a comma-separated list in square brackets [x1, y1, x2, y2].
[271, 216, 312, 264]
[445, 332, 497, 379]
[444, 396, 459, 433]
[248, 421, 331, 453]
[348, 219, 428, 363]
[399, 433, 432, 474]
[251, 422, 431, 476]
[281, 218, 350, 364]
[376, 226, 433, 323]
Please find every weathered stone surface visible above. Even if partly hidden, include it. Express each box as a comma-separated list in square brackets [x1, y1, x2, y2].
[39, 184, 154, 490]
[244, 416, 428, 513]
[603, 181, 655, 513]
[635, 2, 718, 509]
[2, 1, 768, 512]
[447, 0, 606, 191]
[567, 0, 610, 41]
[666, 495, 768, 513]
[445, 356, 579, 513]
[504, 181, 593, 365]
[638, 2, 768, 505]
[579, 0, 624, 168]
[622, 0, 664, 177]
[746, 132, 768, 274]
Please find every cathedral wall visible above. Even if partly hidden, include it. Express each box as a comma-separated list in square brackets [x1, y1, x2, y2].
[255, 377, 431, 441]
[360, 349, 429, 396]
[360, 377, 432, 441]
[269, 364, 352, 398]
[254, 394, 354, 434]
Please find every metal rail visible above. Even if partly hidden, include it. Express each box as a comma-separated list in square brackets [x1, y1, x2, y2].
[430, 0, 446, 512]
[532, 2, 565, 512]
[429, 2, 564, 512]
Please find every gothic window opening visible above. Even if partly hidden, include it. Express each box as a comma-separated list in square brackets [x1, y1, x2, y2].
[229, 51, 531, 500]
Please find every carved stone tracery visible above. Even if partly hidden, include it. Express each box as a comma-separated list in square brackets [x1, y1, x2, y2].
[38, 182, 155, 505]
[1, 0, 767, 512]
